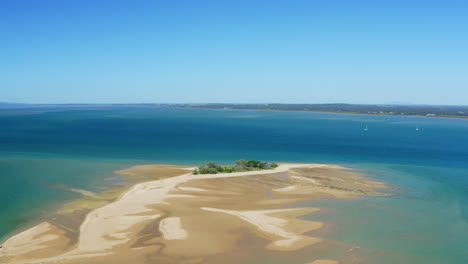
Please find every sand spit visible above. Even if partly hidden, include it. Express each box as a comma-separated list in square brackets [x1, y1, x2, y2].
[70, 164, 313, 254]
[0, 163, 387, 264]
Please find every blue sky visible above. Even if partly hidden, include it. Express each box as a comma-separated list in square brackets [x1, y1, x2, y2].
[1, 0, 467, 104]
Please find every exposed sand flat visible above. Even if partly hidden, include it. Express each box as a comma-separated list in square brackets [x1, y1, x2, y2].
[177, 186, 207, 192]
[201, 207, 322, 251]
[273, 185, 298, 192]
[291, 175, 317, 183]
[70, 164, 316, 253]
[159, 217, 188, 240]
[1, 222, 58, 256]
[307, 260, 340, 264]
[0, 164, 318, 261]
[256, 198, 302, 205]
[0, 222, 71, 263]
[0, 163, 387, 264]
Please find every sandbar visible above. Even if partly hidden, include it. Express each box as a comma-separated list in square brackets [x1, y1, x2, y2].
[0, 163, 387, 264]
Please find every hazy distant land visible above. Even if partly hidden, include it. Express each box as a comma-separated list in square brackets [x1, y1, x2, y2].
[2, 103, 467, 119]
[172, 103, 468, 118]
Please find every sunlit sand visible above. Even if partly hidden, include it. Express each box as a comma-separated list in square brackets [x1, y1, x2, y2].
[0, 163, 387, 264]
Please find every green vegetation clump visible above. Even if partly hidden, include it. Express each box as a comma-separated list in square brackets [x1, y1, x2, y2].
[194, 160, 279, 175]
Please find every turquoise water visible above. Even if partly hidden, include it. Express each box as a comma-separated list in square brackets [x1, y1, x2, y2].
[0, 108, 467, 263]
[0, 154, 135, 239]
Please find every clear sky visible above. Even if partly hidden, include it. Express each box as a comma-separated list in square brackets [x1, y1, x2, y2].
[1, 0, 467, 105]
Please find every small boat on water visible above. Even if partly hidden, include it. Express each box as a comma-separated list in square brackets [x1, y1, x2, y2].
[364, 125, 368, 131]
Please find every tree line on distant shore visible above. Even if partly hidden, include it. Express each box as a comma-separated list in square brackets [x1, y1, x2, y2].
[170, 103, 468, 118]
[193, 159, 279, 174]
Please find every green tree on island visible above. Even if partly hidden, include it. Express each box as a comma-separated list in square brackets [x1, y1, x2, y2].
[194, 160, 279, 175]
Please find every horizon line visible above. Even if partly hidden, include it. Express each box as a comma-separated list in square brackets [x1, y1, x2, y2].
[2, 102, 468, 107]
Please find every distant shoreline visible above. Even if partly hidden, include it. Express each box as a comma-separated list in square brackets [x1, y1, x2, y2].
[2, 103, 467, 119]
[170, 105, 468, 120]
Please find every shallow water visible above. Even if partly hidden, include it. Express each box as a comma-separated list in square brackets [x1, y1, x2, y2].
[0, 108, 467, 263]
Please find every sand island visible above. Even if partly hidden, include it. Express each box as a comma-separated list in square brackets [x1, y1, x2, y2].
[0, 162, 388, 264]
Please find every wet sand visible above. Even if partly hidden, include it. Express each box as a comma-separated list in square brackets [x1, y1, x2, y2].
[0, 163, 387, 264]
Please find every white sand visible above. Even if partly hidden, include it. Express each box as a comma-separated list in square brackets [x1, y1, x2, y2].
[178, 186, 207, 192]
[1, 163, 324, 262]
[1, 222, 58, 257]
[70, 163, 320, 255]
[273, 185, 298, 192]
[159, 217, 188, 240]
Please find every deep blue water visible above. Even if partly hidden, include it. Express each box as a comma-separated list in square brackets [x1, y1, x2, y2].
[0, 108, 467, 263]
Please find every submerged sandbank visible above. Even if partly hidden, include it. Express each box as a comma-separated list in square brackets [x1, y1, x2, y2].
[0, 163, 388, 264]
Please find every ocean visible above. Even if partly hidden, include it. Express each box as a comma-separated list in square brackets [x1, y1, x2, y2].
[0, 107, 467, 263]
